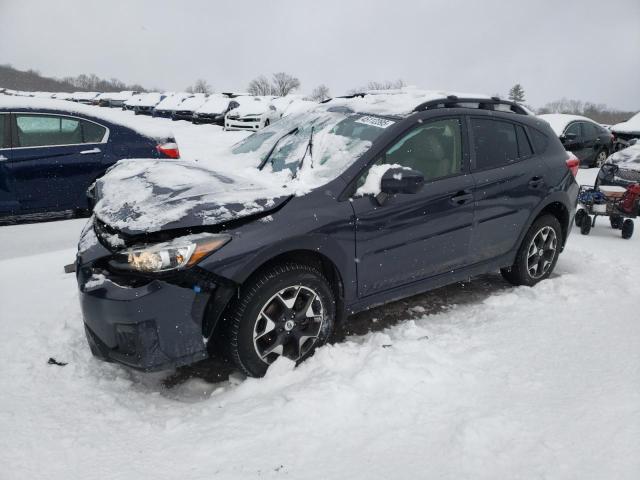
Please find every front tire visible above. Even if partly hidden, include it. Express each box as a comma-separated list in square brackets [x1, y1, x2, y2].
[224, 263, 335, 377]
[501, 214, 562, 286]
[622, 219, 634, 239]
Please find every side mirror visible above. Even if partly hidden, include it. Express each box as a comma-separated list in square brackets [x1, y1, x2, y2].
[375, 167, 424, 205]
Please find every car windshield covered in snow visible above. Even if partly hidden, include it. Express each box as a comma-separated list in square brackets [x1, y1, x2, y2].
[231, 108, 392, 180]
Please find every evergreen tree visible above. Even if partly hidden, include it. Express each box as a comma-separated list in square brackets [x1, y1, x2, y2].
[508, 84, 525, 103]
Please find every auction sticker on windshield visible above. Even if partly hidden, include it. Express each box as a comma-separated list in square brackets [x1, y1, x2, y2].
[355, 116, 395, 129]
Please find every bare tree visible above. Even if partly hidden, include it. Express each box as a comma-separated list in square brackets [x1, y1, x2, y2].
[271, 72, 301, 96]
[309, 84, 331, 102]
[186, 79, 212, 95]
[347, 78, 406, 94]
[247, 75, 274, 96]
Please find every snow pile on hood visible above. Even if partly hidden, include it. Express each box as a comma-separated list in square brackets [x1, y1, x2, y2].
[196, 95, 232, 115]
[177, 94, 208, 112]
[93, 159, 294, 234]
[154, 93, 192, 111]
[606, 143, 640, 170]
[0, 95, 172, 140]
[326, 87, 494, 116]
[136, 93, 165, 107]
[612, 112, 640, 134]
[227, 97, 271, 117]
[538, 113, 596, 136]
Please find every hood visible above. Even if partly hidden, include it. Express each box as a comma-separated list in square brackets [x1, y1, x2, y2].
[93, 159, 292, 236]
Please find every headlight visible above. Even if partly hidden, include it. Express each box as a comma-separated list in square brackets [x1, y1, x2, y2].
[110, 233, 230, 273]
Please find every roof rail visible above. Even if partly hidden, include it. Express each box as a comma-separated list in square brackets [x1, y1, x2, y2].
[413, 96, 529, 115]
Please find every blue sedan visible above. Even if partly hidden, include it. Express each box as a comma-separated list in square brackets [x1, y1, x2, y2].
[0, 97, 180, 221]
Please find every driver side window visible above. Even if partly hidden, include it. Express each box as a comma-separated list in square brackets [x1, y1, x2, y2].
[359, 118, 463, 188]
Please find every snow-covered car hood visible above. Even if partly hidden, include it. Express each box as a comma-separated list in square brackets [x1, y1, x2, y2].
[92, 159, 292, 236]
[228, 99, 270, 117]
[607, 144, 640, 170]
[612, 112, 640, 134]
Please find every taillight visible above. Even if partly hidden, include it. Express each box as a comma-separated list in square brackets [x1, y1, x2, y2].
[566, 154, 579, 177]
[157, 142, 180, 159]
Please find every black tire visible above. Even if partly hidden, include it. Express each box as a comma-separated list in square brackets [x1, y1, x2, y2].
[580, 216, 592, 235]
[223, 263, 336, 377]
[610, 215, 623, 229]
[501, 214, 562, 287]
[264, 119, 270, 127]
[575, 209, 587, 227]
[622, 219, 634, 239]
[592, 148, 608, 168]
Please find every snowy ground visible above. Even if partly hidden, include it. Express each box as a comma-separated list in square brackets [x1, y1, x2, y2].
[1, 109, 639, 479]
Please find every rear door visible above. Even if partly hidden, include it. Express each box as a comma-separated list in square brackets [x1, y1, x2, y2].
[0, 112, 20, 215]
[468, 116, 550, 263]
[8, 113, 108, 213]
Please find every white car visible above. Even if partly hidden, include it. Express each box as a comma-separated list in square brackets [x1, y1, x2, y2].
[152, 92, 193, 118]
[224, 96, 280, 131]
[282, 98, 318, 117]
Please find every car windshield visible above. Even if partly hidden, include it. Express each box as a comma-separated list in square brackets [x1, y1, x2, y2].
[231, 108, 393, 185]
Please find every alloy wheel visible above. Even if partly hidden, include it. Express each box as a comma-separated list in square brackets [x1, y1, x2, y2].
[526, 226, 558, 279]
[253, 285, 325, 364]
[596, 151, 607, 167]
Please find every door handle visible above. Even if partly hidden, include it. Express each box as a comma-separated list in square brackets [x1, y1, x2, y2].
[529, 176, 545, 188]
[80, 147, 101, 155]
[0, 154, 7, 162]
[450, 190, 473, 205]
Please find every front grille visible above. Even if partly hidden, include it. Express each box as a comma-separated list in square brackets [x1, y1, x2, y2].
[93, 218, 128, 250]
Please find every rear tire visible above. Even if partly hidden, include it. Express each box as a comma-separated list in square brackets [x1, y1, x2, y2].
[501, 214, 562, 286]
[580, 216, 592, 235]
[575, 209, 587, 227]
[622, 219, 634, 239]
[223, 263, 336, 378]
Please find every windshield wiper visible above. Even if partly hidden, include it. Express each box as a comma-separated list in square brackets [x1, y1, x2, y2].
[258, 127, 299, 170]
[295, 126, 315, 177]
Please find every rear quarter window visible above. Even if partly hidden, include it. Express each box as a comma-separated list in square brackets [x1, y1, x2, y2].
[471, 118, 519, 169]
[528, 127, 549, 153]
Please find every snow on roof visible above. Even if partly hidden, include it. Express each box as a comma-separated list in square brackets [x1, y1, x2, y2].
[136, 92, 165, 107]
[178, 94, 208, 111]
[324, 87, 494, 116]
[154, 93, 192, 111]
[0, 95, 173, 139]
[612, 112, 640, 134]
[538, 113, 597, 136]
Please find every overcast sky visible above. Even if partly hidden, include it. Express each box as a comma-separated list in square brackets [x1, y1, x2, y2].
[1, 0, 638, 109]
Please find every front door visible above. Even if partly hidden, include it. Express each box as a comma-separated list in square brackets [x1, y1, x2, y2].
[352, 117, 475, 297]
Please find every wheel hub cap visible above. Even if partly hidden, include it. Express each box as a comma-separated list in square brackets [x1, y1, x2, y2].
[526, 226, 558, 279]
[253, 285, 325, 364]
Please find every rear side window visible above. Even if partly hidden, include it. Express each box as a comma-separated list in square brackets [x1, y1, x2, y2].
[582, 122, 598, 138]
[529, 128, 548, 153]
[471, 118, 518, 169]
[82, 120, 107, 143]
[14, 114, 105, 147]
[515, 125, 533, 158]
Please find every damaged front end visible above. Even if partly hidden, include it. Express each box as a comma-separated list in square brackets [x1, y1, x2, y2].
[76, 217, 237, 371]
